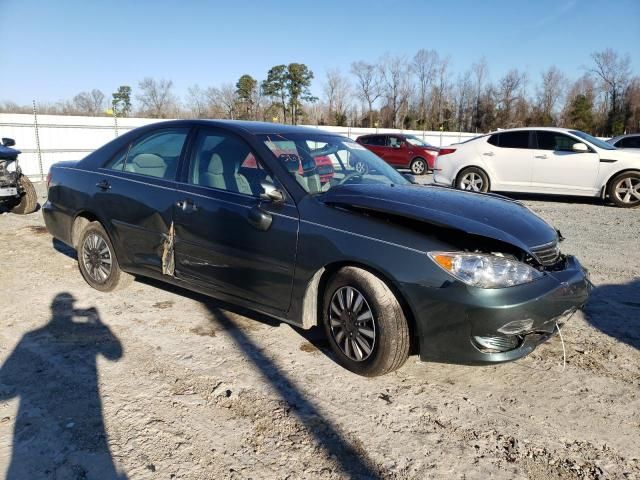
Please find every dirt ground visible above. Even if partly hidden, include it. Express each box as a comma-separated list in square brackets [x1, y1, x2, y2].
[0, 182, 638, 479]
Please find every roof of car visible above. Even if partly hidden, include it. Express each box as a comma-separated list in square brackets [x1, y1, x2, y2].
[488, 127, 577, 134]
[193, 119, 341, 136]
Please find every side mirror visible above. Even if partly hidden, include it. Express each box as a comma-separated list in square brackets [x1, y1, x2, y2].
[2, 138, 15, 147]
[260, 180, 285, 204]
[572, 142, 589, 153]
[403, 173, 417, 184]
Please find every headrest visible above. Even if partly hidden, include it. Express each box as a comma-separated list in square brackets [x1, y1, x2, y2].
[208, 153, 224, 175]
[131, 153, 165, 168]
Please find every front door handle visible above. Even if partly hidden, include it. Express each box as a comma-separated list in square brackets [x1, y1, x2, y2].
[96, 180, 111, 191]
[535, 154, 548, 159]
[482, 152, 495, 156]
[176, 199, 197, 212]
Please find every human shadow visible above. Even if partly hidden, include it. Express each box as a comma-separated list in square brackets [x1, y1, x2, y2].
[0, 293, 126, 479]
[135, 277, 380, 478]
[583, 278, 640, 350]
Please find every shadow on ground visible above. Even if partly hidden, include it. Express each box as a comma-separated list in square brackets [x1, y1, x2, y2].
[0, 293, 126, 479]
[583, 278, 640, 350]
[137, 277, 381, 479]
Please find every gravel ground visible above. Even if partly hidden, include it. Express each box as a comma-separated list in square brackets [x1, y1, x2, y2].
[0, 181, 638, 479]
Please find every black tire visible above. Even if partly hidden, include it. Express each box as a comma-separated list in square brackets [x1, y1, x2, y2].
[410, 157, 427, 175]
[456, 166, 490, 192]
[607, 171, 640, 208]
[77, 221, 133, 292]
[10, 175, 38, 214]
[322, 266, 410, 376]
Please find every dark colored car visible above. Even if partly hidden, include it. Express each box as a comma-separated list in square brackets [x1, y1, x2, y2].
[0, 137, 38, 214]
[43, 120, 591, 376]
[356, 133, 439, 175]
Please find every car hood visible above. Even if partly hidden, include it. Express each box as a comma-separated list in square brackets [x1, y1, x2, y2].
[320, 184, 558, 253]
[599, 148, 640, 161]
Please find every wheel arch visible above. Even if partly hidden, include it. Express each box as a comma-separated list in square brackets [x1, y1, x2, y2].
[602, 168, 640, 199]
[455, 164, 492, 190]
[300, 261, 420, 354]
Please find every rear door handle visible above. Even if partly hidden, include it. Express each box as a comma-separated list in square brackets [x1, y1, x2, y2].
[176, 199, 197, 212]
[482, 152, 494, 156]
[96, 180, 111, 191]
[535, 154, 548, 159]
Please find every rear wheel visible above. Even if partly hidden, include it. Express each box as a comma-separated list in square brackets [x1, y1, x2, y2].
[410, 157, 427, 175]
[77, 222, 133, 292]
[10, 175, 38, 214]
[456, 167, 490, 192]
[322, 267, 410, 376]
[608, 172, 640, 208]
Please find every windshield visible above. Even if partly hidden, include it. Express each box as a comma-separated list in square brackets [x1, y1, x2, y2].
[404, 135, 434, 148]
[260, 133, 409, 194]
[570, 130, 616, 150]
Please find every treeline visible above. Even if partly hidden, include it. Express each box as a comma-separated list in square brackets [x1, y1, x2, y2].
[2, 48, 638, 136]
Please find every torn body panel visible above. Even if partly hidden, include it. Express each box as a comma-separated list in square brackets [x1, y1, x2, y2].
[162, 222, 175, 276]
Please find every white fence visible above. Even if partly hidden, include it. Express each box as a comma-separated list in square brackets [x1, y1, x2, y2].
[0, 113, 479, 179]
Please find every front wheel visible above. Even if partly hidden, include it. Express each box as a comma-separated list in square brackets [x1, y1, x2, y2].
[77, 222, 133, 292]
[322, 267, 410, 376]
[410, 158, 427, 175]
[10, 175, 38, 214]
[456, 167, 490, 192]
[608, 172, 640, 208]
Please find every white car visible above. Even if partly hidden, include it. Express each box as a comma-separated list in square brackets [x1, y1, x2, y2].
[607, 134, 640, 154]
[433, 127, 640, 208]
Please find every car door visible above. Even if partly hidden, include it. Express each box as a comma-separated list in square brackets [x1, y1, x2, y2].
[96, 127, 190, 273]
[385, 135, 410, 167]
[362, 135, 387, 159]
[172, 127, 299, 313]
[531, 130, 600, 194]
[480, 131, 534, 190]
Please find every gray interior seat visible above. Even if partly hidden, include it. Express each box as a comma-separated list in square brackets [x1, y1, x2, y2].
[201, 153, 225, 190]
[200, 152, 252, 195]
[125, 153, 167, 178]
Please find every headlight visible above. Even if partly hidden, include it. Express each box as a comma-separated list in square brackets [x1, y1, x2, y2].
[428, 251, 543, 288]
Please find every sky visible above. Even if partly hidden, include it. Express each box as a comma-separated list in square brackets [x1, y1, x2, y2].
[1, 0, 639, 107]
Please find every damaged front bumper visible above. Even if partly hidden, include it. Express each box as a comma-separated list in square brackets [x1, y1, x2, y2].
[406, 255, 592, 365]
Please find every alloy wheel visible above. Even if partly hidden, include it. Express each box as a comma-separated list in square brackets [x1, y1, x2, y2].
[329, 286, 376, 362]
[460, 172, 484, 191]
[411, 159, 426, 175]
[82, 233, 113, 283]
[614, 176, 640, 205]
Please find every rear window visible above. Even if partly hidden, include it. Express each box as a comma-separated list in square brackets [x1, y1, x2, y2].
[496, 131, 531, 149]
[361, 136, 386, 146]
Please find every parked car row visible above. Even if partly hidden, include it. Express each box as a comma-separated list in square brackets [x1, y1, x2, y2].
[431, 127, 640, 208]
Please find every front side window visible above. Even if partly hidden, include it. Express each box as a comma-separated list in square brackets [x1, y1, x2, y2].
[261, 134, 408, 194]
[617, 136, 640, 149]
[388, 136, 403, 147]
[105, 128, 188, 179]
[537, 131, 580, 151]
[188, 130, 268, 196]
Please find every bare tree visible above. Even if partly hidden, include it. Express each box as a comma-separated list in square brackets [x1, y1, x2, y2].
[323, 68, 351, 126]
[72, 89, 105, 116]
[431, 56, 452, 129]
[350, 60, 382, 127]
[411, 49, 439, 128]
[379, 54, 412, 128]
[206, 83, 238, 119]
[536, 66, 566, 125]
[590, 48, 632, 133]
[496, 69, 527, 127]
[185, 84, 209, 118]
[471, 58, 488, 130]
[137, 78, 177, 118]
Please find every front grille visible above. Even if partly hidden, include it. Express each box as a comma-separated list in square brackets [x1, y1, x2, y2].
[530, 241, 560, 266]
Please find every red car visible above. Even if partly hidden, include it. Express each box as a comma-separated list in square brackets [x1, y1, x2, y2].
[356, 134, 439, 175]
